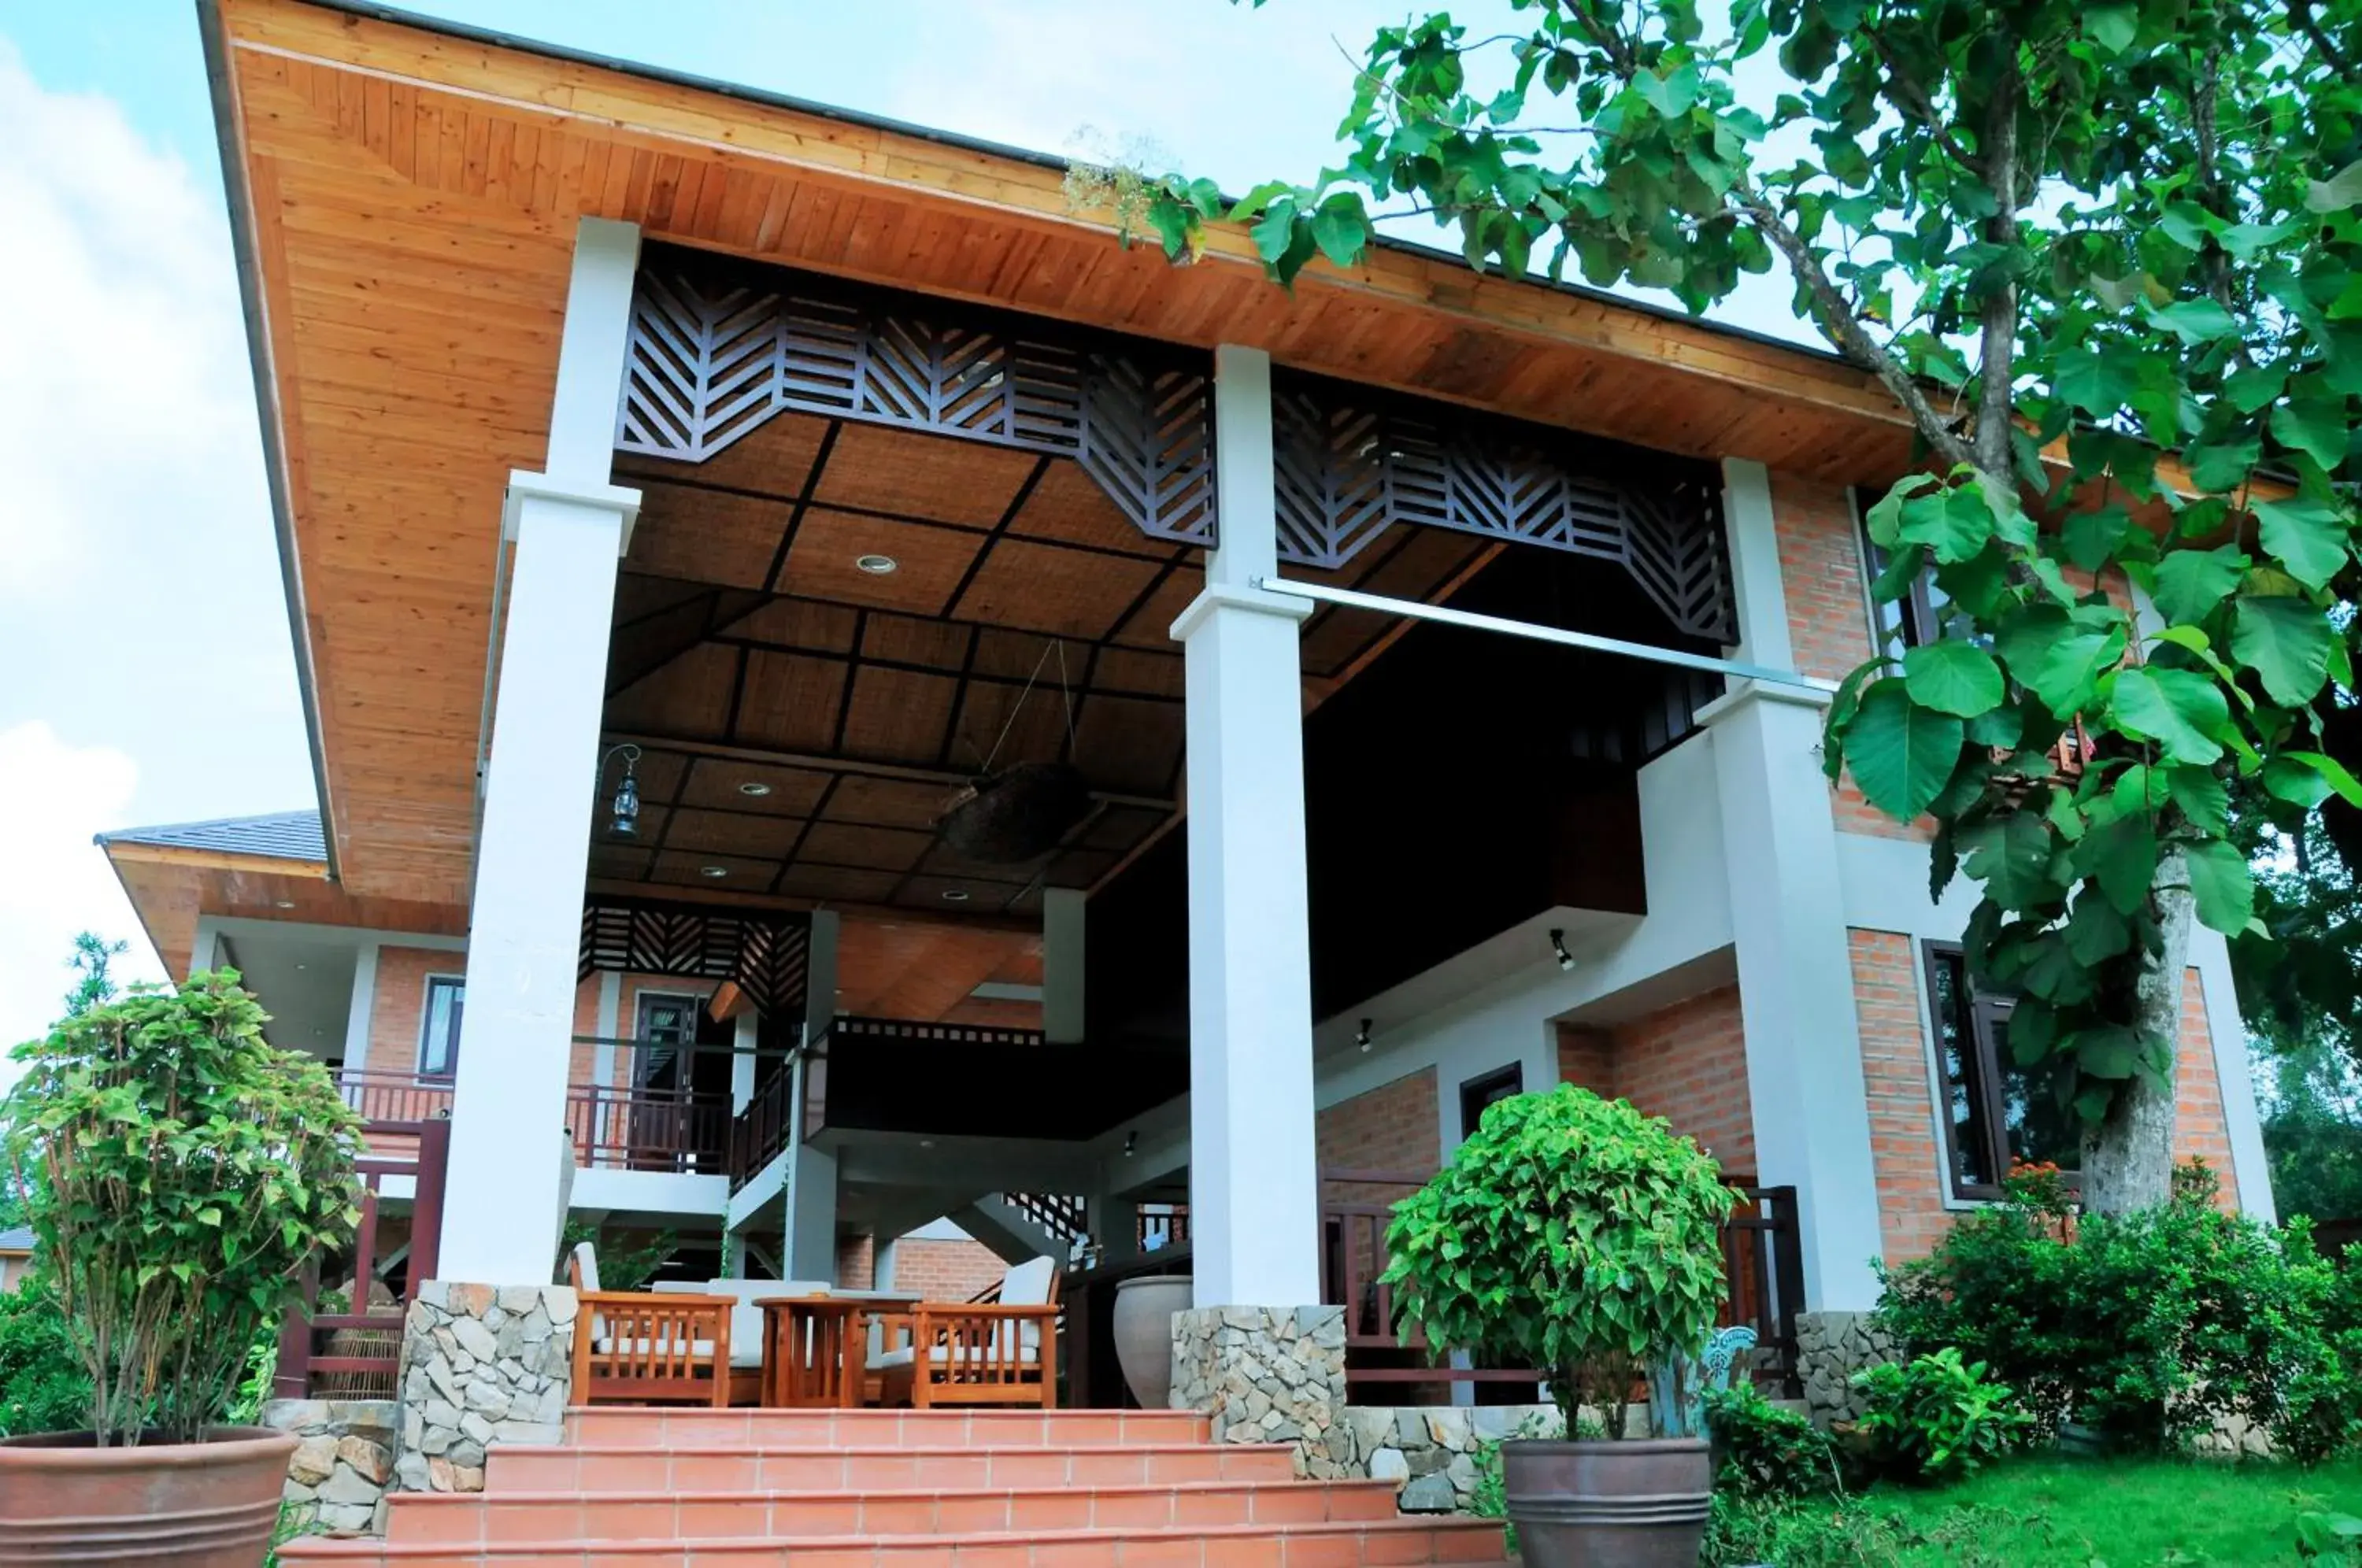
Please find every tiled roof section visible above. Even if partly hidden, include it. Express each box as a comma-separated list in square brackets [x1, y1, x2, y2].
[0, 1227, 31, 1252]
[98, 810, 326, 864]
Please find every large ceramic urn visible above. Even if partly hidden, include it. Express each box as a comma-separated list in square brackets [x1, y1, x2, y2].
[1110, 1275, 1193, 1410]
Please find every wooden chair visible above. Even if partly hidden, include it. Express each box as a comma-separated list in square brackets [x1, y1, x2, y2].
[565, 1243, 735, 1407]
[871, 1256, 1061, 1409]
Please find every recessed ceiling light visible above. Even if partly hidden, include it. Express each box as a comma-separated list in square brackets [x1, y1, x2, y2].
[700, 865, 729, 878]
[939, 889, 971, 902]
[739, 782, 774, 798]
[294, 963, 307, 971]
[855, 553, 899, 575]
[274, 900, 296, 910]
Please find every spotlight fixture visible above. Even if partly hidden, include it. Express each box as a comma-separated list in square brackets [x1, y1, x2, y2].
[739, 781, 774, 798]
[1549, 928, 1575, 972]
[273, 900, 297, 910]
[1124, 1130, 1138, 1159]
[1356, 1018, 1373, 1054]
[700, 865, 729, 879]
[598, 743, 643, 838]
[940, 888, 972, 903]
[855, 553, 900, 575]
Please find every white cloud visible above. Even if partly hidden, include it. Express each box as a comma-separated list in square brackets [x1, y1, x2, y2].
[0, 35, 316, 1038]
[0, 723, 166, 1073]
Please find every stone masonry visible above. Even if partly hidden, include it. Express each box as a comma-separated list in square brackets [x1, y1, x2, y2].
[263, 1398, 400, 1537]
[1794, 1309, 1896, 1426]
[393, 1281, 576, 1493]
[1343, 1404, 1564, 1514]
[1170, 1306, 1351, 1478]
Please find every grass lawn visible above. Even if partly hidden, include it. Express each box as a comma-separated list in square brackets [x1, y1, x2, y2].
[1829, 1455, 2362, 1565]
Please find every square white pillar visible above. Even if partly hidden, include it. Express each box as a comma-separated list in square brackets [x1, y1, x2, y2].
[1170, 345, 1320, 1309]
[1042, 887, 1087, 1045]
[1706, 459, 1886, 1310]
[341, 941, 379, 1075]
[784, 912, 842, 1282]
[438, 217, 642, 1286]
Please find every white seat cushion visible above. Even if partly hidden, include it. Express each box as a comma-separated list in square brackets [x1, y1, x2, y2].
[998, 1256, 1057, 1307]
[593, 1336, 740, 1367]
[869, 1343, 1042, 1371]
[571, 1241, 602, 1294]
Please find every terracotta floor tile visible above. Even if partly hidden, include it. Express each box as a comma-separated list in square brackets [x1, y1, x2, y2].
[1246, 1489, 1327, 1525]
[387, 1501, 483, 1545]
[989, 1452, 1069, 1487]
[667, 1413, 753, 1448]
[1072, 1452, 1150, 1485]
[1202, 1536, 1285, 1568]
[580, 1500, 675, 1540]
[1431, 1525, 1507, 1563]
[755, 1454, 842, 1490]
[951, 1544, 1031, 1568]
[1279, 1533, 1361, 1568]
[1029, 1542, 1119, 1568]
[1089, 1492, 1175, 1529]
[860, 1496, 936, 1535]
[1171, 1489, 1249, 1528]
[484, 1500, 583, 1542]
[772, 1498, 864, 1534]
[676, 1499, 768, 1538]
[1356, 1529, 1438, 1566]
[1113, 1537, 1203, 1568]
[939, 1495, 1020, 1533]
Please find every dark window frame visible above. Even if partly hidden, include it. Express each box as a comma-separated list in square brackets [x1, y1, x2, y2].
[417, 974, 465, 1079]
[1854, 488, 1946, 651]
[1920, 941, 2081, 1202]
[1458, 1063, 1525, 1140]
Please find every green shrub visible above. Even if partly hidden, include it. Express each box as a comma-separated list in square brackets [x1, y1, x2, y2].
[1703, 1381, 1842, 1500]
[1854, 1347, 2032, 1485]
[2, 970, 362, 1444]
[1383, 1084, 1731, 1436]
[1878, 1161, 2339, 1453]
[1700, 1492, 2027, 1568]
[0, 1280, 93, 1437]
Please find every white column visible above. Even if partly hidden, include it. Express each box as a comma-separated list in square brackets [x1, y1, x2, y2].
[1042, 887, 1087, 1045]
[1705, 459, 1885, 1311]
[342, 941, 380, 1074]
[731, 1009, 759, 1112]
[439, 217, 643, 1286]
[592, 971, 623, 1091]
[188, 916, 221, 980]
[1170, 345, 1320, 1308]
[784, 912, 842, 1282]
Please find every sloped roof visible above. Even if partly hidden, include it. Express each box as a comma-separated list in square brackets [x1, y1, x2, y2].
[97, 811, 326, 864]
[0, 1227, 31, 1254]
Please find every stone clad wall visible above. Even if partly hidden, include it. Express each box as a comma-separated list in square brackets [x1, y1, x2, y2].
[1794, 1310, 1896, 1426]
[1344, 1404, 1564, 1513]
[1169, 1305, 1351, 1477]
[264, 1398, 400, 1536]
[394, 1281, 577, 1492]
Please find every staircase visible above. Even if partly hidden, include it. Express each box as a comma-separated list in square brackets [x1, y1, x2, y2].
[278, 1407, 1509, 1565]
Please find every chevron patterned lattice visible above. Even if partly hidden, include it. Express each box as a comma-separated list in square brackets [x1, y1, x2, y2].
[578, 897, 811, 1018]
[1268, 369, 1735, 642]
[617, 249, 1217, 551]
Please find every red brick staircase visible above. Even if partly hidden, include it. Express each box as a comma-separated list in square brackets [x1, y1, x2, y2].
[277, 1408, 1511, 1566]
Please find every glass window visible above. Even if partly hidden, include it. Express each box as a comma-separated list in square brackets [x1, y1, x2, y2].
[418, 976, 464, 1078]
[1458, 1064, 1524, 1140]
[1857, 490, 1949, 651]
[1922, 945, 2079, 1200]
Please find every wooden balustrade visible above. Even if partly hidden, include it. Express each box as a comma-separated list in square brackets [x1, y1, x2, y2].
[276, 1117, 450, 1400]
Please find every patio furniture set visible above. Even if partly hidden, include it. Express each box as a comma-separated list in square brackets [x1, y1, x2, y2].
[565, 1244, 1062, 1410]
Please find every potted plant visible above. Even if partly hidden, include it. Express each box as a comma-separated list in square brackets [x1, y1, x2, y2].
[1383, 1084, 1731, 1568]
[0, 970, 361, 1566]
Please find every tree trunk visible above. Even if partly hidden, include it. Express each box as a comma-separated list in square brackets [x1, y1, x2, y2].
[2079, 847, 2193, 1213]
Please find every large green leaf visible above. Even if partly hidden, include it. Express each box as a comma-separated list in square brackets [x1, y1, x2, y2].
[2271, 398, 2349, 472]
[1902, 639, 2005, 717]
[1960, 812, 2060, 908]
[2076, 812, 2159, 916]
[1996, 607, 2127, 717]
[2309, 157, 2362, 213]
[2108, 666, 2228, 764]
[2147, 298, 2239, 343]
[2149, 545, 2249, 626]
[2252, 497, 2352, 590]
[2183, 839, 2254, 934]
[2229, 595, 2335, 705]
[1844, 680, 1964, 821]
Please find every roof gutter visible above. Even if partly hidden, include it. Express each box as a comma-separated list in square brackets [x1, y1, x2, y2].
[197, 0, 342, 886]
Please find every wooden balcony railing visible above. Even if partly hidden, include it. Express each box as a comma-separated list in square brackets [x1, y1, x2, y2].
[1320, 1169, 1803, 1397]
[730, 1062, 796, 1192]
[1136, 1204, 1189, 1252]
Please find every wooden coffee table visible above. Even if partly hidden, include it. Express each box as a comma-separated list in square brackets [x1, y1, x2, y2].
[753, 1292, 920, 1407]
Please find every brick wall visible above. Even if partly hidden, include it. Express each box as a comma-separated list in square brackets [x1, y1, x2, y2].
[368, 947, 464, 1071]
[2175, 968, 2242, 1209]
[1316, 1068, 1441, 1185]
[1853, 930, 2249, 1263]
[836, 1232, 876, 1290]
[1550, 987, 1754, 1176]
[1769, 472, 1929, 843]
[889, 1237, 1009, 1303]
[1849, 930, 1957, 1265]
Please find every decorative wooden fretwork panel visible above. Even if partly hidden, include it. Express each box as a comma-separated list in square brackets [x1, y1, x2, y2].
[617, 248, 1217, 552]
[1270, 370, 1735, 642]
[578, 897, 810, 1017]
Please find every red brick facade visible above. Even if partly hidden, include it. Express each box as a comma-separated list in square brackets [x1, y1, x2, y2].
[1852, 930, 2245, 1263]
[367, 945, 463, 1071]
[1554, 985, 1754, 1176]
[836, 1232, 876, 1290]
[888, 1236, 1010, 1303]
[1315, 1068, 1442, 1182]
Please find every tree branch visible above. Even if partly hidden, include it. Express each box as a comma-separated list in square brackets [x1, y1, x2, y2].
[1729, 186, 1979, 472]
[1973, 71, 2023, 479]
[2291, 0, 2362, 82]
[1867, 30, 1986, 176]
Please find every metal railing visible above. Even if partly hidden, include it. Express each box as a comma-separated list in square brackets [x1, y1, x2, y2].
[1006, 1193, 1087, 1243]
[1320, 1170, 1804, 1396]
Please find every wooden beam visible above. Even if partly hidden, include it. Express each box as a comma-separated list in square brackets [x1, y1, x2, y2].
[101, 841, 334, 879]
[604, 732, 1176, 812]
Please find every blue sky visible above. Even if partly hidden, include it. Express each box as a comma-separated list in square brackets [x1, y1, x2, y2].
[0, 0, 1816, 1052]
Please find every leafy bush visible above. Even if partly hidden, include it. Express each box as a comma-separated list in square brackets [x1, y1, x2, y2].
[1855, 1348, 2032, 1484]
[1383, 1085, 1731, 1436]
[2, 970, 362, 1444]
[1701, 1492, 2028, 1568]
[1877, 1161, 2338, 1452]
[557, 1219, 677, 1293]
[1703, 1381, 1842, 1501]
[0, 1280, 93, 1437]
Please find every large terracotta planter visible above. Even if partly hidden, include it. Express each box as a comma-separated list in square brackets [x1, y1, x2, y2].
[0, 1426, 297, 1567]
[1500, 1437, 1711, 1568]
[1112, 1275, 1192, 1410]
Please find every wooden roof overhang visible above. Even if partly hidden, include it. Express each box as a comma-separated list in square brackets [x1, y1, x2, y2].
[201, 0, 1922, 912]
[101, 838, 465, 978]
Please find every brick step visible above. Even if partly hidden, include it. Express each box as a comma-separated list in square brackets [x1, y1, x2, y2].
[386, 1478, 1402, 1544]
[279, 1515, 1510, 1567]
[489, 1442, 1301, 1493]
[565, 1408, 1212, 1449]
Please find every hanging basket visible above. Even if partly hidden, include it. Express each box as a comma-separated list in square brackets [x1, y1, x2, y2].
[937, 762, 1092, 864]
